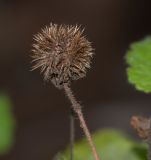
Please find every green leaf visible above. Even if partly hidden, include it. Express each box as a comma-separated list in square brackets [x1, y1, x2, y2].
[126, 37, 151, 93]
[55, 129, 147, 160]
[0, 94, 16, 154]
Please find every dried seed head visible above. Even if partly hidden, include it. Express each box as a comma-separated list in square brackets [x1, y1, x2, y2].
[131, 116, 151, 140]
[31, 23, 93, 89]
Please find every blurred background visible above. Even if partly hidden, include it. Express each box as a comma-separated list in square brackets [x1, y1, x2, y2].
[0, 0, 151, 160]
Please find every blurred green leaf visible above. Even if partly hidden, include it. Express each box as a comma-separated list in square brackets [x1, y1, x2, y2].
[0, 94, 16, 154]
[56, 129, 147, 160]
[126, 37, 151, 93]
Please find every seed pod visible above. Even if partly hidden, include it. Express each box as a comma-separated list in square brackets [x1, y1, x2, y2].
[31, 23, 93, 89]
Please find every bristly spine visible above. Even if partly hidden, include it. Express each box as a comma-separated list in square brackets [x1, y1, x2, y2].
[31, 23, 93, 89]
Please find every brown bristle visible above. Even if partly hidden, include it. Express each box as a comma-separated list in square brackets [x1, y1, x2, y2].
[31, 23, 94, 89]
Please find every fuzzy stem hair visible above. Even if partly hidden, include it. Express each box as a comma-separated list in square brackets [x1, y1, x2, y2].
[69, 108, 75, 160]
[64, 83, 100, 160]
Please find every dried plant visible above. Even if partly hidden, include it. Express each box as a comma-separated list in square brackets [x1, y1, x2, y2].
[131, 116, 151, 160]
[69, 108, 75, 160]
[131, 116, 151, 140]
[32, 23, 93, 88]
[31, 23, 100, 160]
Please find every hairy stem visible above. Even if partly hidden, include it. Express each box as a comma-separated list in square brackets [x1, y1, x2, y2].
[69, 108, 75, 160]
[64, 83, 100, 160]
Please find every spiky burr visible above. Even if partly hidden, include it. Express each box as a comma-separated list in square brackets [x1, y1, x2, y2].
[32, 23, 93, 89]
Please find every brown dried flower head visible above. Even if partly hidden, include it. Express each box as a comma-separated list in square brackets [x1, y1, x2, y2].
[31, 23, 93, 88]
[131, 116, 151, 140]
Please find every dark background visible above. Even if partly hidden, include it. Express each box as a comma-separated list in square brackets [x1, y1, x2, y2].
[0, 0, 151, 160]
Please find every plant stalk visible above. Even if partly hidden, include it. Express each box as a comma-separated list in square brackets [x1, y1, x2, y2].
[64, 83, 100, 160]
[69, 108, 75, 160]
